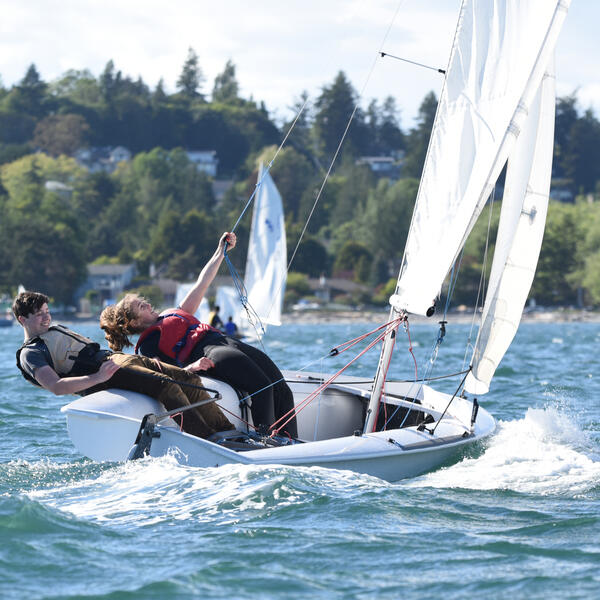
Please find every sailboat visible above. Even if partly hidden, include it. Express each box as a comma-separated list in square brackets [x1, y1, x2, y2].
[61, 0, 570, 482]
[216, 164, 287, 339]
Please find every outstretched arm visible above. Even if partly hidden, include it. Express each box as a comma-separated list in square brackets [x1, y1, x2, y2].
[179, 232, 237, 316]
[34, 359, 121, 395]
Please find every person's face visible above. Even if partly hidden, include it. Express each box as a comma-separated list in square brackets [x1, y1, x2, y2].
[19, 302, 51, 335]
[130, 298, 159, 328]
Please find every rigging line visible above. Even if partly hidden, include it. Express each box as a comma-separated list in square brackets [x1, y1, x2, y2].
[230, 96, 310, 234]
[269, 2, 406, 314]
[379, 52, 446, 75]
[429, 368, 471, 436]
[223, 249, 267, 350]
[463, 188, 496, 369]
[233, 319, 404, 414]
[271, 327, 390, 435]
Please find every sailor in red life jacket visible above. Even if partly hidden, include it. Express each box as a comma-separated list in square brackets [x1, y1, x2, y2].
[100, 232, 298, 438]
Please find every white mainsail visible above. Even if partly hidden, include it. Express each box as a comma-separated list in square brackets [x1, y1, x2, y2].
[390, 0, 570, 317]
[216, 166, 287, 336]
[466, 63, 556, 394]
[367, 0, 571, 431]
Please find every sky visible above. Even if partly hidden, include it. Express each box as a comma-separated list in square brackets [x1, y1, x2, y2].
[0, 0, 597, 127]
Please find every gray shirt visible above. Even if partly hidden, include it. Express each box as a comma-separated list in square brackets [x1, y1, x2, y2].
[18, 340, 53, 382]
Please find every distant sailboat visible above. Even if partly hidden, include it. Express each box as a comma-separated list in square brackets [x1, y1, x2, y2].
[217, 164, 287, 339]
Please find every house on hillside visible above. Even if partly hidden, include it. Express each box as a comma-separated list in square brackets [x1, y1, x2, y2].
[356, 152, 404, 180]
[308, 276, 370, 304]
[186, 150, 219, 177]
[74, 146, 132, 173]
[75, 263, 137, 306]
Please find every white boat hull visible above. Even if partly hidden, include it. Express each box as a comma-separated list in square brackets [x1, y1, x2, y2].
[61, 371, 495, 482]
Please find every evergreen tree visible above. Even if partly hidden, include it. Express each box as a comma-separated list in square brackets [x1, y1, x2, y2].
[553, 94, 579, 181]
[212, 60, 239, 104]
[313, 71, 368, 160]
[8, 64, 48, 117]
[379, 96, 404, 153]
[152, 78, 168, 107]
[563, 109, 600, 194]
[99, 60, 117, 103]
[402, 91, 438, 178]
[177, 47, 205, 100]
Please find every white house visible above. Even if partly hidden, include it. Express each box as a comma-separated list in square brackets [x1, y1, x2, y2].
[186, 150, 219, 177]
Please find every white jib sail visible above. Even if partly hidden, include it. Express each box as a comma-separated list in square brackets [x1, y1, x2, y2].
[390, 0, 570, 317]
[465, 62, 556, 395]
[242, 165, 287, 328]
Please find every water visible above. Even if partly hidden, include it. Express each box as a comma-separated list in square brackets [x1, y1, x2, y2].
[1, 320, 599, 599]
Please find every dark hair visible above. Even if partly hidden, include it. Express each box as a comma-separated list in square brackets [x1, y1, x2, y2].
[12, 291, 49, 319]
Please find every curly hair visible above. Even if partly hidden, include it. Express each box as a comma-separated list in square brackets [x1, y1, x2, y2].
[99, 293, 148, 351]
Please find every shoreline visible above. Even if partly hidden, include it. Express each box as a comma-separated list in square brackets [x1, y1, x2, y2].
[281, 307, 600, 325]
[47, 307, 600, 326]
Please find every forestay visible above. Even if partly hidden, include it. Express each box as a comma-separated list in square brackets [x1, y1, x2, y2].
[390, 0, 571, 317]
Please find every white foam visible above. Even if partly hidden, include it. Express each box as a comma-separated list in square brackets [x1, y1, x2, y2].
[28, 456, 378, 525]
[409, 406, 600, 496]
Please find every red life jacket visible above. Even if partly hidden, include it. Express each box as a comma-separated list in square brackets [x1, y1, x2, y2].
[135, 308, 218, 365]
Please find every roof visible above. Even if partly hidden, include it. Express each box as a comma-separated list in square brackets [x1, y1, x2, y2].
[88, 264, 136, 276]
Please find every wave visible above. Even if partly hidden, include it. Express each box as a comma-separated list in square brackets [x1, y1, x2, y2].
[28, 456, 390, 527]
[408, 405, 600, 496]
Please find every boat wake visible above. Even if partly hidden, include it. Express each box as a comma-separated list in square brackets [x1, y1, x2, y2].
[27, 456, 387, 527]
[408, 406, 600, 496]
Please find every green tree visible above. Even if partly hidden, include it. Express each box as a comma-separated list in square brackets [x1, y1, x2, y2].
[531, 202, 578, 305]
[212, 60, 240, 104]
[403, 91, 438, 178]
[267, 146, 315, 221]
[333, 240, 372, 282]
[289, 237, 329, 277]
[49, 69, 102, 105]
[563, 109, 600, 194]
[177, 48, 205, 100]
[5, 64, 48, 117]
[33, 113, 90, 156]
[313, 71, 368, 161]
[355, 177, 418, 261]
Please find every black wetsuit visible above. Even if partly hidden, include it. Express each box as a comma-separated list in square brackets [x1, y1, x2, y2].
[138, 329, 298, 438]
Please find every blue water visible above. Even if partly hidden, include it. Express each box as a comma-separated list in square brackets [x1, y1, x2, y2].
[1, 319, 599, 599]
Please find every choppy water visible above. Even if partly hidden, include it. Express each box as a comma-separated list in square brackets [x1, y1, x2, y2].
[1, 319, 599, 599]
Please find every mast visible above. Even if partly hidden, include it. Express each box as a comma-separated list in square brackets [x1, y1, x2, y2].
[362, 0, 465, 435]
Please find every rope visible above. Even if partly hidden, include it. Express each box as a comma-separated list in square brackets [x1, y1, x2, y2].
[223, 248, 267, 351]
[229, 97, 309, 235]
[270, 327, 391, 436]
[269, 3, 407, 316]
[463, 188, 496, 369]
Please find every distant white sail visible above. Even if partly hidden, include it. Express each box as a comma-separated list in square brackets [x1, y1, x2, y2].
[214, 165, 287, 337]
[243, 165, 287, 328]
[390, 0, 570, 317]
[466, 63, 556, 394]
